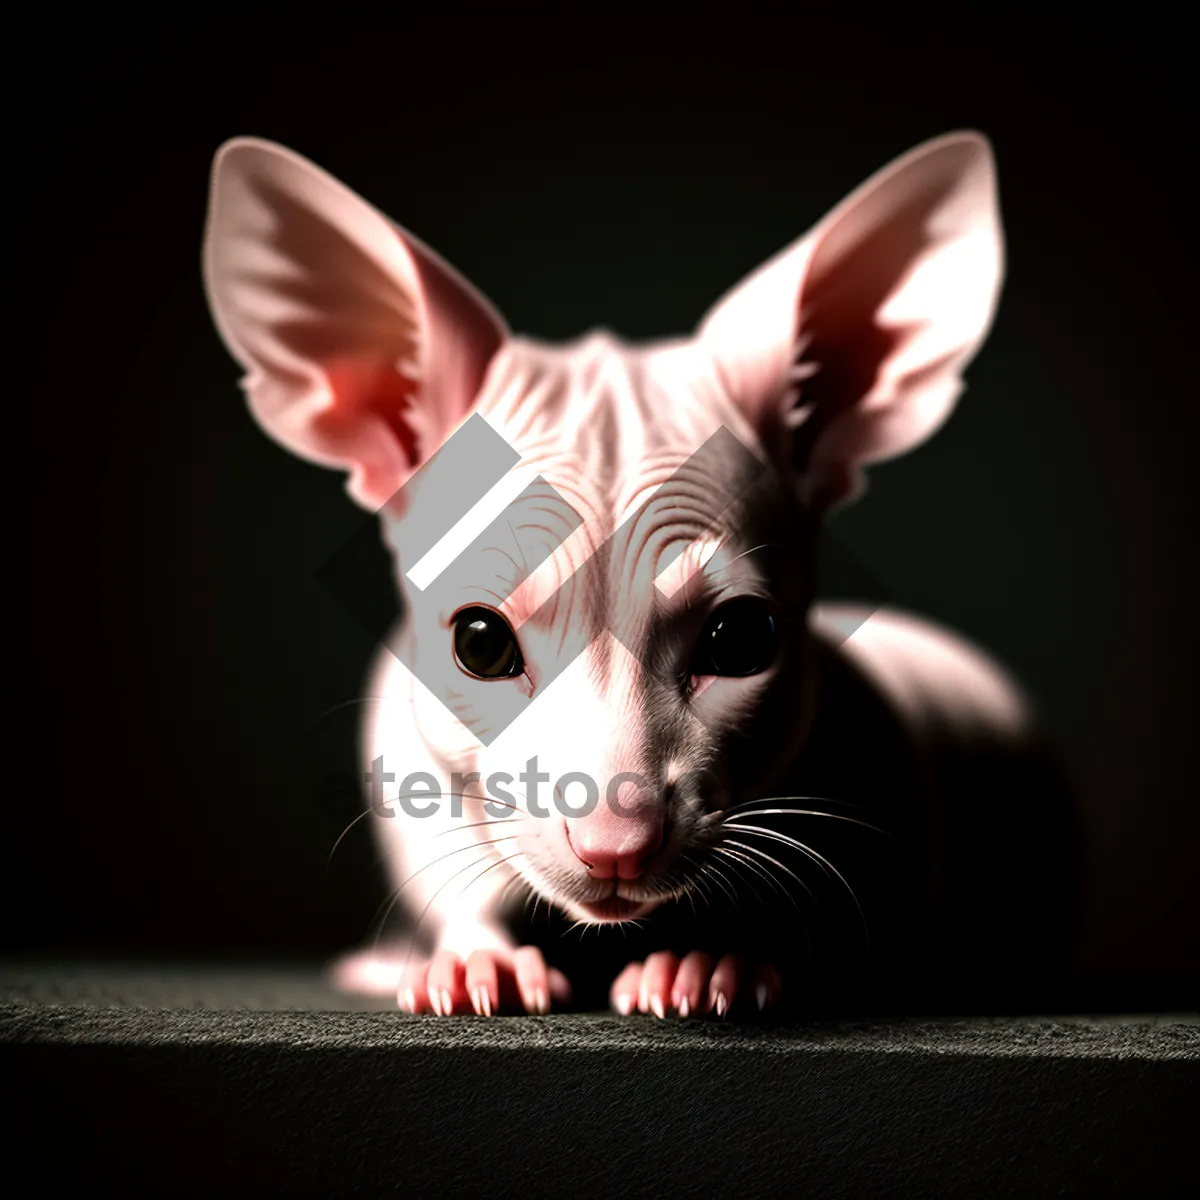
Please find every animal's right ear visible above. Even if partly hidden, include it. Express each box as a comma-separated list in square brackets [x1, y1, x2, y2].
[203, 138, 508, 512]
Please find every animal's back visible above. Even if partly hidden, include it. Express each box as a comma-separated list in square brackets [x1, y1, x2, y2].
[798, 603, 1082, 1009]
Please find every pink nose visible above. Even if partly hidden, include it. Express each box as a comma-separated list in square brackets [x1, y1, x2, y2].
[566, 817, 664, 880]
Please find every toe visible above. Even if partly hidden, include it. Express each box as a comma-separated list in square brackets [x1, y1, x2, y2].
[639, 951, 679, 1019]
[513, 946, 552, 1014]
[547, 967, 572, 1007]
[751, 964, 784, 1014]
[398, 960, 430, 1014]
[707, 953, 744, 1018]
[610, 961, 643, 1015]
[671, 951, 713, 1018]
[465, 950, 501, 1016]
[427, 950, 467, 1015]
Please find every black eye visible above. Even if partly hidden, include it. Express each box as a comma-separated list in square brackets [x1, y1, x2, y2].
[452, 607, 524, 679]
[693, 598, 778, 677]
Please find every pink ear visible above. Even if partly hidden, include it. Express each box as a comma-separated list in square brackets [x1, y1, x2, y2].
[696, 131, 1003, 512]
[203, 138, 508, 511]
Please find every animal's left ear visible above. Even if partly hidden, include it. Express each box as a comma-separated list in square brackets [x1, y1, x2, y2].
[696, 131, 1003, 513]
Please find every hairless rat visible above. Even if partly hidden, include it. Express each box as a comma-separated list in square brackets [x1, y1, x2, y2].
[203, 131, 1078, 1017]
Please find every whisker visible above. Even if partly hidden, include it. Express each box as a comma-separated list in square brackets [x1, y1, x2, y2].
[457, 583, 508, 605]
[327, 799, 397, 866]
[506, 519, 532, 577]
[453, 850, 527, 905]
[481, 542, 525, 585]
[494, 864, 534, 912]
[722, 794, 868, 815]
[722, 806, 889, 836]
[718, 844, 812, 959]
[676, 853, 708, 897]
[724, 838, 817, 906]
[688, 867, 716, 915]
[725, 824, 831, 881]
[704, 541, 784, 578]
[367, 834, 520, 950]
[304, 696, 388, 731]
[433, 816, 522, 838]
[727, 823, 870, 951]
[713, 846, 777, 910]
[400, 787, 524, 818]
[389, 848, 527, 993]
[698, 860, 742, 912]
[331, 792, 524, 864]
[656, 862, 698, 917]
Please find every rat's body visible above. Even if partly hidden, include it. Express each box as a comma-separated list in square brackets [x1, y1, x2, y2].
[204, 132, 1079, 1016]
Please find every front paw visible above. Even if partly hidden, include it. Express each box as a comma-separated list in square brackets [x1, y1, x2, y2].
[609, 952, 783, 1019]
[399, 945, 572, 1016]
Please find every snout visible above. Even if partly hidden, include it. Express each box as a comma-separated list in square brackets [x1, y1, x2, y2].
[564, 801, 664, 881]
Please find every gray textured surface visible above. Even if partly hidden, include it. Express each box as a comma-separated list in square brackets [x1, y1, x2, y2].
[1, 961, 1197, 1058]
[2, 962, 1197, 1197]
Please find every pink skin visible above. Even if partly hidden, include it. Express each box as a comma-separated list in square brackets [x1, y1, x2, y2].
[402, 947, 571, 1017]
[203, 132, 1010, 1016]
[610, 953, 783, 1019]
[329, 944, 570, 1015]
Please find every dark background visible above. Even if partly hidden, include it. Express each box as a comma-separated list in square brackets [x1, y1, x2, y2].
[14, 6, 1197, 1002]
